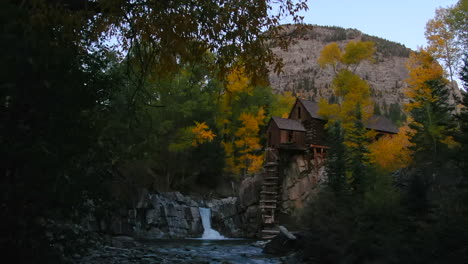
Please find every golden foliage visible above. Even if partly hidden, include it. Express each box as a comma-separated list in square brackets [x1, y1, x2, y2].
[318, 70, 374, 132]
[233, 108, 265, 175]
[191, 121, 216, 147]
[425, 6, 461, 82]
[317, 40, 377, 151]
[169, 121, 215, 152]
[317, 42, 342, 70]
[219, 67, 266, 177]
[341, 41, 376, 66]
[368, 126, 413, 172]
[317, 41, 375, 72]
[225, 66, 252, 95]
[404, 49, 447, 112]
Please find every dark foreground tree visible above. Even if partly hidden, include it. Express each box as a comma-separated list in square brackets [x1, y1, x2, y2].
[0, 1, 308, 262]
[455, 54, 468, 170]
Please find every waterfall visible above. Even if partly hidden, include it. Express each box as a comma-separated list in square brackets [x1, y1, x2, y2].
[199, 207, 225, 239]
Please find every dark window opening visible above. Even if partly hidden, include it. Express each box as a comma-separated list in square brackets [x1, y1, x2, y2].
[298, 106, 302, 119]
[288, 131, 293, 142]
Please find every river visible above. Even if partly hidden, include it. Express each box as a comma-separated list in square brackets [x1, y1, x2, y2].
[144, 238, 282, 264]
[74, 207, 286, 264]
[75, 238, 284, 264]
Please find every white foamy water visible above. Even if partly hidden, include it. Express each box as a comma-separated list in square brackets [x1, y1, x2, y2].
[199, 207, 225, 239]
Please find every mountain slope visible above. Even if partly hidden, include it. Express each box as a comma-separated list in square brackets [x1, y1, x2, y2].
[268, 24, 413, 118]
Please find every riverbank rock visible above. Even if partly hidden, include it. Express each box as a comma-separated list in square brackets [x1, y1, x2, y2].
[278, 154, 326, 228]
[263, 226, 299, 256]
[94, 191, 245, 239]
[131, 192, 199, 239]
[209, 197, 243, 237]
[238, 173, 263, 237]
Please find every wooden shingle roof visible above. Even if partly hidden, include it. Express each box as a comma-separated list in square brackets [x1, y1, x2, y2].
[271, 116, 306, 132]
[298, 98, 321, 119]
[366, 115, 399, 134]
[297, 98, 399, 134]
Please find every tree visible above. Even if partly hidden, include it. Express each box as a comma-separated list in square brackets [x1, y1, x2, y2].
[455, 54, 468, 170]
[425, 7, 462, 85]
[368, 126, 413, 172]
[317, 41, 377, 195]
[317, 40, 375, 73]
[0, 1, 308, 262]
[317, 42, 342, 73]
[345, 104, 371, 194]
[325, 121, 347, 193]
[405, 50, 456, 168]
[219, 67, 271, 177]
[446, 0, 468, 52]
[317, 41, 376, 131]
[318, 69, 374, 137]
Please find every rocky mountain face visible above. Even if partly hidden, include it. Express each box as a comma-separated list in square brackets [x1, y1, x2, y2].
[268, 25, 413, 118]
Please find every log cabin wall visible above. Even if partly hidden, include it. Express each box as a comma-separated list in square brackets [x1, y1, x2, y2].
[303, 118, 327, 146]
[289, 100, 311, 122]
[266, 121, 281, 148]
[279, 130, 305, 146]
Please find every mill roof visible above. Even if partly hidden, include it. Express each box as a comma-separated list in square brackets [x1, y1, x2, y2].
[297, 98, 399, 134]
[298, 98, 321, 119]
[271, 116, 306, 132]
[366, 115, 399, 134]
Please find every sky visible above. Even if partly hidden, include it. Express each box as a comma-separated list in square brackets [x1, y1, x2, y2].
[283, 0, 459, 50]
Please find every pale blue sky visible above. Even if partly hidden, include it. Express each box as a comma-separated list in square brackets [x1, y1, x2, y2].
[284, 0, 459, 50]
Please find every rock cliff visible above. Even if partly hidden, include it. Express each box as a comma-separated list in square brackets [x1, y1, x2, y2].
[85, 191, 245, 239]
[268, 24, 461, 116]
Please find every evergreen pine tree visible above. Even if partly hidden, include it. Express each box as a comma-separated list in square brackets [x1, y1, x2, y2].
[455, 54, 468, 170]
[346, 104, 371, 194]
[408, 78, 455, 168]
[325, 121, 347, 193]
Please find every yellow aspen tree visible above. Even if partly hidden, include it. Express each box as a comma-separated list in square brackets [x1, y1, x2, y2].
[317, 41, 376, 131]
[168, 122, 216, 152]
[404, 49, 445, 112]
[191, 121, 216, 147]
[218, 65, 266, 177]
[425, 6, 462, 84]
[318, 69, 374, 134]
[317, 42, 342, 73]
[317, 40, 375, 73]
[234, 108, 265, 176]
[368, 126, 413, 172]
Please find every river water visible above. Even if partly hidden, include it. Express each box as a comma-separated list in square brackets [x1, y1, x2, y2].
[145, 239, 282, 264]
[76, 207, 285, 264]
[137, 207, 282, 263]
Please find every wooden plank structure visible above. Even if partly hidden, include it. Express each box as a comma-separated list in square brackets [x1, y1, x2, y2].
[259, 148, 281, 239]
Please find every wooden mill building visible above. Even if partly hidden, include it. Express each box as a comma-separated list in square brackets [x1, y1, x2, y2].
[266, 98, 398, 151]
[259, 98, 398, 239]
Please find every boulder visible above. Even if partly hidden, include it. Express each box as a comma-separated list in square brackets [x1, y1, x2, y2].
[263, 226, 299, 256]
[238, 174, 262, 210]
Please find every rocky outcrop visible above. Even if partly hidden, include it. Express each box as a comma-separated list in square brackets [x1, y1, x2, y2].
[280, 154, 326, 220]
[132, 192, 205, 239]
[237, 173, 264, 237]
[86, 191, 244, 239]
[208, 197, 243, 237]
